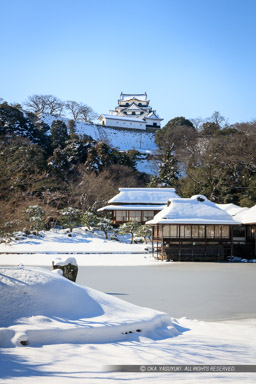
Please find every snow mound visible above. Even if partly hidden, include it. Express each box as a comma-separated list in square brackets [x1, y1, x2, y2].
[0, 267, 179, 347]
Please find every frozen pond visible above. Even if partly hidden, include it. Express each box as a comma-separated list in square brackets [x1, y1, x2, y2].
[76, 263, 256, 321]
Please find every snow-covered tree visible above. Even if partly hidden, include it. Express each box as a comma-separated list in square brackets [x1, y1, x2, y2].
[60, 207, 82, 232]
[118, 220, 141, 244]
[81, 211, 100, 230]
[158, 149, 179, 186]
[0, 102, 50, 149]
[149, 148, 179, 188]
[24, 205, 45, 234]
[82, 211, 113, 238]
[135, 225, 152, 244]
[96, 217, 114, 239]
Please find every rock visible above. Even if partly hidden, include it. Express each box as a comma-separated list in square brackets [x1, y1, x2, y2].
[52, 257, 78, 282]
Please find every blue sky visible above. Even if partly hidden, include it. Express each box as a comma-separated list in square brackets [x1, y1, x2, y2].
[1, 0, 256, 125]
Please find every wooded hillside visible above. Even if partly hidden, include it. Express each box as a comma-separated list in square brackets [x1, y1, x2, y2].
[1, 97, 255, 234]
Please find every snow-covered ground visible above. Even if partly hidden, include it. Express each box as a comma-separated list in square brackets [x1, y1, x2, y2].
[0, 230, 256, 383]
[0, 228, 156, 266]
[1, 266, 256, 384]
[135, 158, 158, 175]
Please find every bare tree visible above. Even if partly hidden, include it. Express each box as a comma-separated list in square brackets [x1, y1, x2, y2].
[209, 111, 226, 128]
[66, 164, 143, 212]
[24, 95, 64, 117]
[79, 105, 98, 123]
[233, 121, 256, 136]
[46, 95, 64, 116]
[23, 95, 45, 115]
[42, 190, 68, 209]
[65, 101, 83, 120]
[64, 100, 98, 123]
[190, 117, 204, 131]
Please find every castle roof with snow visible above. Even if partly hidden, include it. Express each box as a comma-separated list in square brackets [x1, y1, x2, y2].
[99, 92, 163, 131]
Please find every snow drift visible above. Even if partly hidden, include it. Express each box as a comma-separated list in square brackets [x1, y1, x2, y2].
[0, 266, 179, 347]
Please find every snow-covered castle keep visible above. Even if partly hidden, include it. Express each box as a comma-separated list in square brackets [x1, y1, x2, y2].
[98, 92, 163, 131]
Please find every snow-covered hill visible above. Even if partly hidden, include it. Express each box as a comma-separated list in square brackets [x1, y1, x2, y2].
[42, 114, 158, 153]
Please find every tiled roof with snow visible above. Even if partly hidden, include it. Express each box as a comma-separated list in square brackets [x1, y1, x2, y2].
[216, 203, 249, 217]
[145, 111, 163, 120]
[98, 204, 166, 212]
[108, 188, 180, 204]
[234, 204, 256, 224]
[146, 195, 239, 225]
[122, 103, 144, 111]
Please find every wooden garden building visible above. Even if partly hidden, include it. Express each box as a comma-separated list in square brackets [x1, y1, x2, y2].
[98, 187, 179, 225]
[234, 204, 256, 259]
[146, 195, 240, 261]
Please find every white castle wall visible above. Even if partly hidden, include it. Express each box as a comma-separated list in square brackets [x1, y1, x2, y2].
[102, 117, 146, 130]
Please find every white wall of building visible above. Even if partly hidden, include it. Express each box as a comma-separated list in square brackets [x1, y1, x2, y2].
[103, 117, 147, 130]
[145, 119, 161, 127]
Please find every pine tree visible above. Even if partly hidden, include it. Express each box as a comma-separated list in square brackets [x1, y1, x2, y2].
[96, 217, 114, 239]
[118, 220, 141, 244]
[68, 119, 78, 139]
[60, 207, 82, 232]
[158, 149, 179, 187]
[50, 120, 69, 149]
[81, 211, 100, 230]
[24, 205, 45, 234]
[85, 146, 100, 173]
[135, 224, 152, 244]
[148, 149, 179, 187]
[0, 102, 50, 149]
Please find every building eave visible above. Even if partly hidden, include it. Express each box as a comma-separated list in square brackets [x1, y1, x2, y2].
[146, 219, 241, 225]
[98, 204, 166, 212]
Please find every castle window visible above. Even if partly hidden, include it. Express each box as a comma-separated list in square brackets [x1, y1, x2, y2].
[132, 112, 135, 115]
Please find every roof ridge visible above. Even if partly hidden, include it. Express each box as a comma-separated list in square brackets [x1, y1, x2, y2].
[121, 93, 147, 96]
